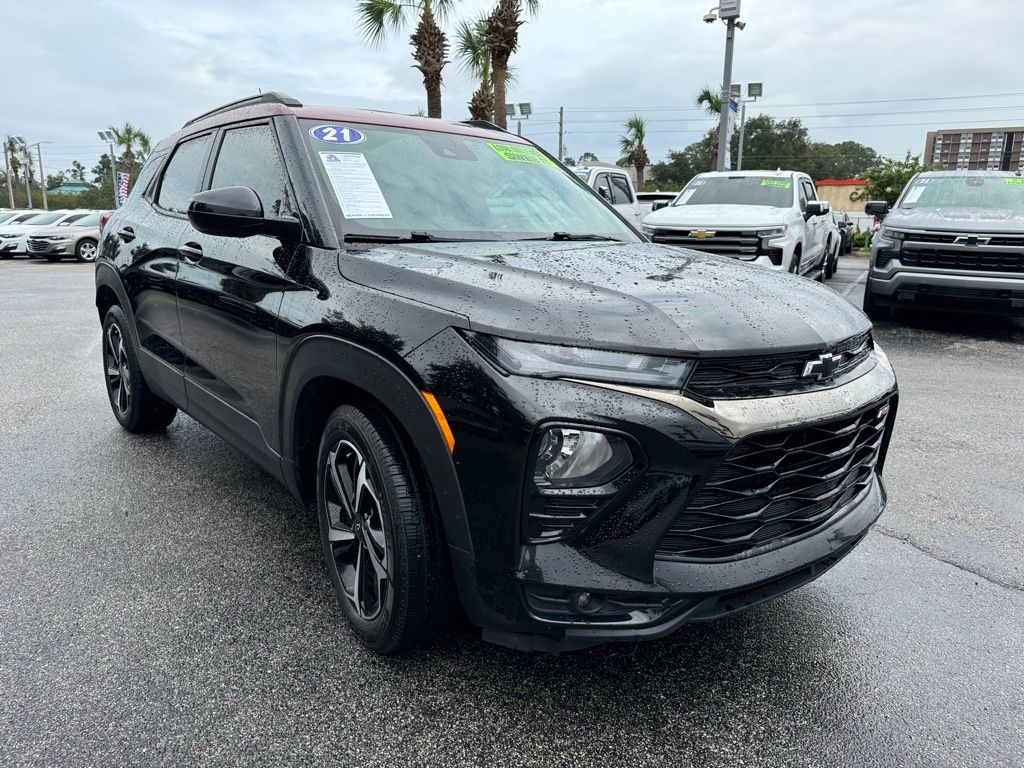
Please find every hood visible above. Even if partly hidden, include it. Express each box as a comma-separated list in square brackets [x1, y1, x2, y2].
[0, 223, 40, 236]
[28, 225, 98, 238]
[884, 206, 1024, 234]
[643, 204, 792, 229]
[340, 241, 869, 357]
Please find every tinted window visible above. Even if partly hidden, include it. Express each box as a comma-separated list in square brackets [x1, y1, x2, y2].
[133, 150, 168, 203]
[212, 125, 294, 217]
[609, 174, 633, 204]
[801, 180, 817, 201]
[158, 135, 212, 213]
[675, 176, 795, 208]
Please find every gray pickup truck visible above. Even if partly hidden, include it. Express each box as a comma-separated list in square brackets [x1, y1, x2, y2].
[862, 170, 1024, 320]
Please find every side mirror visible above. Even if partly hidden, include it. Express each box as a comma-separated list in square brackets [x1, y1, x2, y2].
[651, 200, 670, 212]
[187, 186, 301, 240]
[864, 200, 889, 217]
[597, 185, 611, 201]
[805, 200, 829, 218]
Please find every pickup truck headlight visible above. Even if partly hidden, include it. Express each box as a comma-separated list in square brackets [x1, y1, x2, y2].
[466, 332, 693, 388]
[757, 225, 788, 238]
[875, 227, 905, 245]
[641, 225, 656, 236]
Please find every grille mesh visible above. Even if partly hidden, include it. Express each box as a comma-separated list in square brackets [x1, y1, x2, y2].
[657, 401, 890, 561]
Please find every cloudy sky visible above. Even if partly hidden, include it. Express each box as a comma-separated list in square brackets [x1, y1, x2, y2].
[7, 0, 1024, 180]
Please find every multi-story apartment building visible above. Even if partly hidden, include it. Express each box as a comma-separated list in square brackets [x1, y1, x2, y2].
[924, 127, 1024, 171]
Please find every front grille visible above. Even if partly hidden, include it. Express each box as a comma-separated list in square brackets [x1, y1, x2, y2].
[903, 231, 1024, 248]
[686, 331, 873, 401]
[26, 239, 49, 253]
[650, 228, 775, 260]
[657, 400, 891, 561]
[896, 232, 1024, 274]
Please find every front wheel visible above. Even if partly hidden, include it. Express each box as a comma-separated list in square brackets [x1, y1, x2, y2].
[317, 405, 452, 654]
[102, 305, 178, 432]
[788, 249, 802, 276]
[76, 239, 98, 263]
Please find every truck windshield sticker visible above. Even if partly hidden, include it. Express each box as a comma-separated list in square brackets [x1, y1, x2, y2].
[1006, 178, 1024, 186]
[760, 179, 791, 189]
[903, 185, 926, 204]
[487, 142, 557, 167]
[678, 189, 696, 204]
[310, 124, 366, 145]
[318, 152, 392, 219]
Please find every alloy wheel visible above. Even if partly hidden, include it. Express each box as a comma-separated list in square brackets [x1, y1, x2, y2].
[104, 324, 131, 415]
[78, 241, 98, 262]
[323, 439, 391, 621]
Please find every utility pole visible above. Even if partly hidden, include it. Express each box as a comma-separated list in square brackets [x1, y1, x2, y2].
[735, 82, 762, 170]
[30, 142, 48, 210]
[24, 151, 32, 208]
[557, 107, 564, 162]
[715, 20, 736, 172]
[3, 141, 13, 208]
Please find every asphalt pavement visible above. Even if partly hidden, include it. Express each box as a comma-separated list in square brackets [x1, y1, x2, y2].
[1, 257, 1022, 767]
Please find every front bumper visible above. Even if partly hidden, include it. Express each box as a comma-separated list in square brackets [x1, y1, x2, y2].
[26, 240, 71, 257]
[407, 331, 898, 651]
[868, 264, 1024, 314]
[0, 237, 25, 254]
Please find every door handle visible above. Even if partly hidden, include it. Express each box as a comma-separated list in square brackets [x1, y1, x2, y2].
[178, 242, 204, 264]
[117, 226, 135, 243]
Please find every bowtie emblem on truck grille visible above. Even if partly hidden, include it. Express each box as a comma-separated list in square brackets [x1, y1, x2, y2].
[953, 236, 991, 246]
[690, 230, 716, 239]
[802, 352, 842, 380]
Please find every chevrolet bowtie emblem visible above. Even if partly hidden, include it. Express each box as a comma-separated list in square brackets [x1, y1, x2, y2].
[802, 352, 842, 380]
[690, 230, 716, 239]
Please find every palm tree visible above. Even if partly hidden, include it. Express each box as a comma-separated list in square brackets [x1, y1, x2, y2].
[456, 15, 494, 121]
[108, 122, 152, 188]
[3, 137, 23, 184]
[357, 0, 456, 119]
[696, 85, 722, 170]
[484, 0, 538, 130]
[618, 115, 649, 190]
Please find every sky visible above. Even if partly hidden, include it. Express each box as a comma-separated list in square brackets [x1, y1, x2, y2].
[6, 0, 1024, 182]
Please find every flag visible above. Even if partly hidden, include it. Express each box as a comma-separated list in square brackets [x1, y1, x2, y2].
[116, 172, 131, 207]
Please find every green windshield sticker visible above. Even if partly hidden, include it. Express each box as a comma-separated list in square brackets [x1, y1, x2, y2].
[487, 142, 557, 167]
[1005, 178, 1024, 185]
[760, 179, 791, 188]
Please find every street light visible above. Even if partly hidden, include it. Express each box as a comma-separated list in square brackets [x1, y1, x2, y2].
[98, 130, 119, 207]
[27, 141, 51, 210]
[735, 82, 763, 170]
[513, 102, 533, 136]
[704, 1, 746, 171]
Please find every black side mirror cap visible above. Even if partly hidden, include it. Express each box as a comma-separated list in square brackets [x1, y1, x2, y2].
[188, 186, 301, 240]
[651, 200, 670, 212]
[597, 185, 611, 200]
[804, 200, 829, 218]
[865, 200, 889, 217]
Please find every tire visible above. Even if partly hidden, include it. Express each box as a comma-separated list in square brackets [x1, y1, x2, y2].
[788, 248, 802, 276]
[46, 255, 63, 262]
[317, 404, 452, 655]
[101, 305, 178, 432]
[76, 238, 98, 263]
[862, 283, 890, 322]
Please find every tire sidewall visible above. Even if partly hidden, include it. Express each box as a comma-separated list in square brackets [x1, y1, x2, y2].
[317, 408, 409, 650]
[101, 306, 146, 431]
[77, 238, 98, 263]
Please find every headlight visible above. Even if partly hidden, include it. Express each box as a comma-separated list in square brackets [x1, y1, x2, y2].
[641, 225, 656, 236]
[48, 235, 72, 242]
[876, 227, 905, 243]
[467, 332, 693, 389]
[534, 427, 633, 488]
[757, 225, 788, 238]
[0, 234, 18, 239]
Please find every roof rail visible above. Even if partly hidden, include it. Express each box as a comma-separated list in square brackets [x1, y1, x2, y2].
[460, 119, 508, 133]
[183, 91, 303, 128]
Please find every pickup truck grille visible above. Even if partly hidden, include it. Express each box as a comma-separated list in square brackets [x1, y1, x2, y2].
[650, 228, 783, 265]
[657, 399, 892, 561]
[685, 331, 873, 400]
[899, 232, 1024, 273]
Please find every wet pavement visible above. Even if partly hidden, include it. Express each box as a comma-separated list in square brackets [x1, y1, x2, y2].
[1, 258, 1022, 767]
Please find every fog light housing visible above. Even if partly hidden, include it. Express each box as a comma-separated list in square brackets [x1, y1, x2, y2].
[534, 427, 633, 489]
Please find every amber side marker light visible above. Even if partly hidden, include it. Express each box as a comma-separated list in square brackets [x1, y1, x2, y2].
[421, 391, 455, 454]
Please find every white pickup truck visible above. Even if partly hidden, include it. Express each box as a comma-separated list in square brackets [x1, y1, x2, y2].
[641, 170, 835, 279]
[574, 166, 643, 228]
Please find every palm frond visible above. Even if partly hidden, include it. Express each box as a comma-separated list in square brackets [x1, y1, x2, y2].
[696, 85, 722, 116]
[355, 0, 414, 47]
[455, 15, 489, 78]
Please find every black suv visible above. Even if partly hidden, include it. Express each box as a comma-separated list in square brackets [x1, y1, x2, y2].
[96, 93, 898, 653]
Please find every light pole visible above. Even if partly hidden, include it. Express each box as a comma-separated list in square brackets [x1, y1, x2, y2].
[28, 141, 51, 210]
[98, 130, 119, 207]
[513, 102, 532, 137]
[735, 82, 762, 170]
[704, 1, 746, 172]
[2, 137, 14, 208]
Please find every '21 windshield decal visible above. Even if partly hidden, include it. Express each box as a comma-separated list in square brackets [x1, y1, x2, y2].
[310, 125, 366, 145]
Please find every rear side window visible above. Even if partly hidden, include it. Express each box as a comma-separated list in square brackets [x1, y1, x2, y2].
[158, 135, 212, 213]
[609, 174, 633, 204]
[211, 125, 295, 217]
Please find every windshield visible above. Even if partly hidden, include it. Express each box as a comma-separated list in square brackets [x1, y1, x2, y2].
[302, 120, 637, 242]
[673, 176, 795, 208]
[64, 213, 102, 227]
[0, 212, 19, 224]
[23, 211, 68, 226]
[899, 174, 1024, 213]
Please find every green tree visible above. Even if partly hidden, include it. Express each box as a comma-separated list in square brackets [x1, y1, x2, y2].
[356, 0, 457, 119]
[46, 171, 67, 190]
[484, 0, 538, 130]
[3, 137, 25, 184]
[456, 14, 494, 121]
[70, 160, 86, 181]
[562, 156, 576, 166]
[855, 153, 930, 206]
[108, 122, 152, 189]
[618, 115, 649, 190]
[578, 151, 598, 164]
[696, 85, 722, 170]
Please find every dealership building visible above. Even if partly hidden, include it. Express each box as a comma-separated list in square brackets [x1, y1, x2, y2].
[924, 127, 1024, 171]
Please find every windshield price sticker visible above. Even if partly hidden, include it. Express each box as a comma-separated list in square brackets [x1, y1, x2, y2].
[310, 124, 367, 145]
[318, 152, 392, 219]
[760, 179, 791, 188]
[487, 142, 557, 167]
[903, 185, 926, 204]
[1006, 178, 1024, 186]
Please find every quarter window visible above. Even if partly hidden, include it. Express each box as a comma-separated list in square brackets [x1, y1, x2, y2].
[609, 174, 634, 204]
[211, 125, 295, 217]
[157, 135, 212, 213]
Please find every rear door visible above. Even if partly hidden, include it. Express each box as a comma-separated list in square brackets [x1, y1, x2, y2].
[608, 172, 642, 226]
[116, 134, 213, 405]
[175, 121, 301, 469]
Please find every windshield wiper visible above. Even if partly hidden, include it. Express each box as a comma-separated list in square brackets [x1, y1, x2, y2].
[541, 232, 624, 242]
[343, 231, 467, 244]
